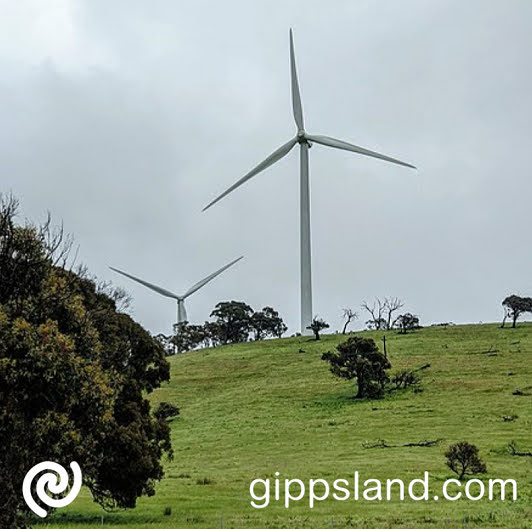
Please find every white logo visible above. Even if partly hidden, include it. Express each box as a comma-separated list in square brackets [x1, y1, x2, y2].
[22, 461, 82, 518]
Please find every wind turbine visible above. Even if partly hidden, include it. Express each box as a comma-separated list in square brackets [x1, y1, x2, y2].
[109, 256, 243, 326]
[203, 29, 416, 335]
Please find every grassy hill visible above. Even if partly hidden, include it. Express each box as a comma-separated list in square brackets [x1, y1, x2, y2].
[43, 324, 531, 528]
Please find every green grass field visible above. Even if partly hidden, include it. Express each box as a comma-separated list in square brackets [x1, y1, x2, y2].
[39, 323, 531, 528]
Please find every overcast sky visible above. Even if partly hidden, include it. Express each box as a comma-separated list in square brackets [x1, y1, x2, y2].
[1, 0, 531, 334]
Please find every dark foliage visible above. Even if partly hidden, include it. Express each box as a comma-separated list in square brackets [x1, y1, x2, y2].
[0, 195, 172, 528]
[154, 402, 180, 421]
[395, 313, 420, 334]
[445, 442, 487, 479]
[250, 306, 288, 341]
[322, 337, 391, 398]
[307, 317, 329, 341]
[167, 303, 288, 353]
[501, 295, 532, 328]
[390, 369, 421, 390]
[210, 301, 253, 344]
[171, 322, 208, 353]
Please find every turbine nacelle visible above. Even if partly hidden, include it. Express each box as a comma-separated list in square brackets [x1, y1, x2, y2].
[109, 256, 243, 326]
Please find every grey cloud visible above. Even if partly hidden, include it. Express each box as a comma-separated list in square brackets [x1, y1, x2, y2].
[1, 0, 531, 333]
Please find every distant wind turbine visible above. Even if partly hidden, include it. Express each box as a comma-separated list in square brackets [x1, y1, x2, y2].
[203, 29, 416, 335]
[110, 256, 243, 325]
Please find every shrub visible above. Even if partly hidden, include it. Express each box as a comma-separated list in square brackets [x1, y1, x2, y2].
[391, 369, 421, 390]
[154, 402, 180, 421]
[445, 442, 487, 479]
[322, 337, 391, 398]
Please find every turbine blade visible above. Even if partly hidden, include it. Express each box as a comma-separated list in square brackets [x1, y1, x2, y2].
[306, 134, 417, 169]
[109, 266, 179, 299]
[182, 256, 243, 299]
[290, 28, 304, 131]
[202, 138, 297, 211]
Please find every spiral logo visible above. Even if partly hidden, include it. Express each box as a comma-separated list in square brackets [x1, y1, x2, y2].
[22, 461, 82, 518]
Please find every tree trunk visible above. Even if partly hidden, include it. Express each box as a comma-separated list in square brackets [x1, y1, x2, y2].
[356, 376, 365, 398]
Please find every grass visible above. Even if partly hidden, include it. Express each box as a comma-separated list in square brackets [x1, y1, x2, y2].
[37, 323, 532, 528]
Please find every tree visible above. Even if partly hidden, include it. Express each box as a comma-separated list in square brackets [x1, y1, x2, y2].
[250, 306, 287, 341]
[171, 321, 207, 353]
[322, 337, 391, 398]
[341, 308, 358, 334]
[445, 442, 487, 480]
[395, 313, 420, 334]
[362, 297, 404, 330]
[362, 298, 386, 330]
[383, 297, 404, 330]
[0, 196, 173, 528]
[155, 332, 175, 356]
[203, 320, 222, 347]
[210, 301, 253, 344]
[307, 317, 329, 340]
[501, 295, 532, 328]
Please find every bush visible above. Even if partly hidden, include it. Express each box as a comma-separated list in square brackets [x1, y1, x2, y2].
[391, 369, 421, 390]
[445, 442, 487, 479]
[154, 402, 180, 421]
[322, 337, 391, 399]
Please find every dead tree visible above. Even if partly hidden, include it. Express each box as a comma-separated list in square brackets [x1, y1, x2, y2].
[362, 297, 404, 330]
[384, 297, 404, 330]
[341, 308, 358, 334]
[361, 299, 386, 330]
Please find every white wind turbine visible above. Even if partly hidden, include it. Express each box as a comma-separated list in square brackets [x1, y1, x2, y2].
[203, 29, 416, 335]
[110, 256, 243, 326]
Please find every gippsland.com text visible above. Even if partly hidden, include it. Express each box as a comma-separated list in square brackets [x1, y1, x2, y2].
[249, 472, 517, 509]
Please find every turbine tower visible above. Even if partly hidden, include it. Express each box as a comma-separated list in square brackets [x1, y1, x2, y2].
[203, 29, 416, 335]
[110, 256, 243, 326]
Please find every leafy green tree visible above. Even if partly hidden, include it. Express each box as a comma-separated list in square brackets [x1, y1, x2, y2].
[502, 295, 532, 328]
[445, 442, 487, 479]
[250, 306, 287, 340]
[395, 313, 420, 334]
[210, 301, 253, 344]
[171, 322, 207, 353]
[203, 320, 222, 347]
[307, 317, 329, 340]
[322, 337, 391, 398]
[0, 196, 173, 528]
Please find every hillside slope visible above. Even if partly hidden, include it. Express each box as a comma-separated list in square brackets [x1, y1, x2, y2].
[48, 324, 531, 528]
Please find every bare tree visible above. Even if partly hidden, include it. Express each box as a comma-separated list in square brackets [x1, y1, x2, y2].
[361, 298, 386, 330]
[384, 297, 404, 330]
[362, 297, 404, 330]
[341, 308, 358, 334]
